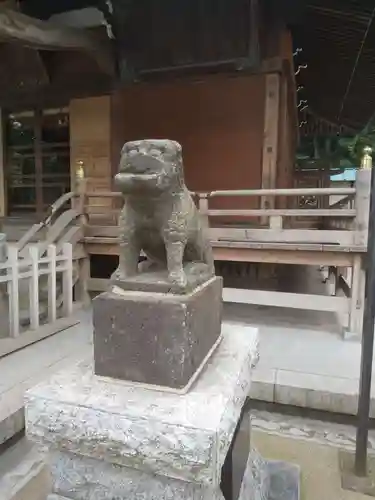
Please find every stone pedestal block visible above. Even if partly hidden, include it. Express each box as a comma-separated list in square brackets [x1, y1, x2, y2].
[0, 233, 8, 338]
[93, 276, 223, 391]
[25, 326, 259, 500]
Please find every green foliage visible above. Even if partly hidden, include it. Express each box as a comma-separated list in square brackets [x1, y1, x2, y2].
[340, 112, 375, 166]
[296, 113, 375, 171]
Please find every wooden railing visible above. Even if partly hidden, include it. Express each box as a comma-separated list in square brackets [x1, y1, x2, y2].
[16, 191, 78, 254]
[78, 179, 368, 250]
[0, 243, 77, 357]
[194, 187, 358, 245]
[18, 168, 369, 338]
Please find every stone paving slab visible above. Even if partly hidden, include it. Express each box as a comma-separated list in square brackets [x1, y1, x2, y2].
[250, 368, 361, 416]
[250, 409, 375, 452]
[246, 316, 366, 416]
[224, 303, 366, 417]
[0, 437, 50, 500]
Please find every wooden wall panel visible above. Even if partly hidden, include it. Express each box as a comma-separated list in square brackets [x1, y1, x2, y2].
[70, 96, 111, 207]
[111, 74, 266, 215]
[0, 109, 5, 217]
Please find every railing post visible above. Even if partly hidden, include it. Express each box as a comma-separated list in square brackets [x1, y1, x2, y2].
[198, 194, 210, 231]
[62, 243, 73, 317]
[269, 215, 283, 230]
[76, 164, 87, 219]
[75, 164, 91, 305]
[76, 256, 91, 307]
[348, 149, 371, 339]
[354, 147, 372, 246]
[28, 245, 40, 331]
[47, 244, 57, 323]
[355, 145, 375, 476]
[7, 246, 19, 337]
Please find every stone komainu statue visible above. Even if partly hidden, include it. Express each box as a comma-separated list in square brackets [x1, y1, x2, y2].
[113, 139, 214, 290]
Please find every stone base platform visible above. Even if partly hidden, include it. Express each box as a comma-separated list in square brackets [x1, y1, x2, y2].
[93, 276, 223, 391]
[112, 262, 213, 295]
[44, 449, 300, 500]
[26, 327, 259, 499]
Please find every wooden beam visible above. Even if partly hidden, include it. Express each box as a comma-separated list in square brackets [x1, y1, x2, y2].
[223, 288, 349, 314]
[34, 50, 50, 84]
[261, 73, 280, 215]
[34, 108, 43, 216]
[0, 109, 5, 217]
[212, 247, 355, 267]
[87, 277, 350, 316]
[0, 7, 115, 76]
[0, 44, 50, 87]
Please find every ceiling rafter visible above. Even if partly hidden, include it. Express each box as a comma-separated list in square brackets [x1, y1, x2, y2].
[0, 5, 115, 75]
[294, 0, 375, 131]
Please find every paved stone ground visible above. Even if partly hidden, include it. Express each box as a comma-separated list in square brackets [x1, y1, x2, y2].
[249, 408, 375, 500]
[0, 436, 51, 500]
[0, 299, 370, 448]
[252, 428, 371, 500]
[0, 297, 373, 500]
[3, 409, 374, 500]
[224, 296, 370, 417]
[251, 409, 375, 453]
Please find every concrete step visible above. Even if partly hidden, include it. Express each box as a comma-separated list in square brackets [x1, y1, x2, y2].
[0, 435, 50, 500]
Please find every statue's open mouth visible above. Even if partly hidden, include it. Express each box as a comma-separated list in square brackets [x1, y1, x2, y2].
[127, 154, 163, 173]
[115, 172, 160, 183]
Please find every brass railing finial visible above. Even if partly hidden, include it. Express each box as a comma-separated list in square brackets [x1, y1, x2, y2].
[76, 160, 85, 180]
[361, 146, 373, 170]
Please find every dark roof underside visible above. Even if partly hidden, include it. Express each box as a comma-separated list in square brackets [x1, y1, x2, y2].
[292, 0, 375, 132]
[7, 0, 375, 133]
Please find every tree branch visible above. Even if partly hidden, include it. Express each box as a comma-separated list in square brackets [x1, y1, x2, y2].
[0, 7, 115, 75]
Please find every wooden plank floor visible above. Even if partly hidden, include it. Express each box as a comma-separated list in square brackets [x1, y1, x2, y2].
[0, 308, 92, 445]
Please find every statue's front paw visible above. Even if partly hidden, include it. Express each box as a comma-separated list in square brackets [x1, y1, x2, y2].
[111, 268, 124, 281]
[112, 266, 135, 281]
[169, 271, 188, 289]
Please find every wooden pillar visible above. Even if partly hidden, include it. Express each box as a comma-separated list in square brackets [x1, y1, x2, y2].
[261, 73, 280, 218]
[354, 163, 372, 246]
[348, 147, 372, 337]
[0, 109, 5, 218]
[34, 109, 44, 216]
[349, 254, 365, 337]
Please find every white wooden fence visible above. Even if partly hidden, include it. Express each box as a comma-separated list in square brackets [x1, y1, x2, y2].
[0, 243, 73, 338]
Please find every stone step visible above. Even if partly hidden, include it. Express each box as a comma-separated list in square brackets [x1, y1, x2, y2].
[0, 436, 50, 500]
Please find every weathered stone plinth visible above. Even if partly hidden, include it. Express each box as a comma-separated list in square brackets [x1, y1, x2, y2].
[0, 233, 9, 338]
[112, 262, 214, 294]
[93, 276, 223, 391]
[25, 327, 259, 500]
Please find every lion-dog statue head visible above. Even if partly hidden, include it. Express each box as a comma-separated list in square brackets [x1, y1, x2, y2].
[115, 139, 185, 195]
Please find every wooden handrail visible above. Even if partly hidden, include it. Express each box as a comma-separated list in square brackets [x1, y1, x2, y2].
[199, 187, 356, 198]
[206, 209, 356, 218]
[83, 207, 356, 222]
[85, 191, 122, 198]
[17, 191, 77, 253]
[80, 188, 358, 222]
[83, 187, 356, 199]
[44, 191, 77, 226]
